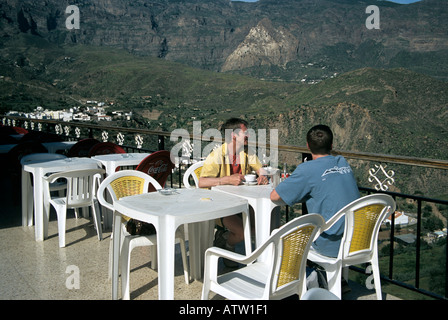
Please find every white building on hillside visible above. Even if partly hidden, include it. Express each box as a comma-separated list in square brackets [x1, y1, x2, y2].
[385, 211, 409, 226]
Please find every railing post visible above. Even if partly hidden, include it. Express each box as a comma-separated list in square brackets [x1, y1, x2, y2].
[178, 163, 182, 188]
[445, 233, 448, 298]
[158, 135, 165, 150]
[389, 200, 395, 280]
[415, 199, 422, 289]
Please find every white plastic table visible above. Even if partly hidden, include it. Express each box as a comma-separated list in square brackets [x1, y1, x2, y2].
[112, 188, 250, 300]
[212, 184, 283, 261]
[91, 153, 150, 176]
[0, 141, 77, 154]
[42, 141, 77, 154]
[23, 157, 102, 241]
[0, 144, 16, 153]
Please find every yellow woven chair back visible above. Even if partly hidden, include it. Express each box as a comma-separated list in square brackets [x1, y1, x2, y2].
[110, 176, 147, 199]
[349, 204, 386, 253]
[276, 225, 316, 288]
[110, 176, 147, 222]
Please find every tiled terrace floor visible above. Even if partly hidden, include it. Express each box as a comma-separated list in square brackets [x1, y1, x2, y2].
[0, 173, 399, 300]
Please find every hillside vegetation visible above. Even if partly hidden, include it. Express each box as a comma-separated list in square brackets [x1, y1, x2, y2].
[2, 35, 447, 155]
[1, 35, 448, 196]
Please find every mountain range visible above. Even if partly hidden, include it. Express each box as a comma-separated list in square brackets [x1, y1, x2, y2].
[1, 0, 447, 80]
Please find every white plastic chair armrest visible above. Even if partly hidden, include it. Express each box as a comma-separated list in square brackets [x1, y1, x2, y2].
[43, 174, 60, 184]
[204, 247, 258, 283]
[205, 240, 274, 268]
[205, 247, 252, 265]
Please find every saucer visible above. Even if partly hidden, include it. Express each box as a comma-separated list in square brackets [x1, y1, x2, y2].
[243, 181, 257, 186]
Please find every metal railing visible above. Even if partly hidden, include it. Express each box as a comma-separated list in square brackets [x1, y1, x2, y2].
[358, 187, 448, 300]
[2, 116, 447, 300]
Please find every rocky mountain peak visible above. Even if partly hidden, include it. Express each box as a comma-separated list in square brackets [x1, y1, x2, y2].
[221, 18, 298, 71]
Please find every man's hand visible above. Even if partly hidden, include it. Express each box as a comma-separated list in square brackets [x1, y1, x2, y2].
[257, 175, 269, 185]
[270, 189, 282, 201]
[227, 174, 245, 186]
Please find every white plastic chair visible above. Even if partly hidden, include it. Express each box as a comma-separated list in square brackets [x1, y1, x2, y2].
[201, 214, 325, 300]
[182, 161, 204, 189]
[43, 168, 105, 248]
[97, 170, 189, 300]
[307, 193, 396, 300]
[20, 153, 68, 227]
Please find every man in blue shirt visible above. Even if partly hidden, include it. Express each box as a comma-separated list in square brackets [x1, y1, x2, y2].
[270, 125, 360, 257]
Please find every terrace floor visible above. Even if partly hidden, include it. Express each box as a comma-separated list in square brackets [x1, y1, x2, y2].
[0, 172, 400, 301]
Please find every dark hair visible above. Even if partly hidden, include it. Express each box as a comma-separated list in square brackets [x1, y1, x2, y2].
[220, 118, 249, 142]
[306, 124, 333, 155]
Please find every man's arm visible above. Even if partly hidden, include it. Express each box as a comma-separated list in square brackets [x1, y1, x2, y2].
[198, 174, 244, 188]
[270, 189, 282, 202]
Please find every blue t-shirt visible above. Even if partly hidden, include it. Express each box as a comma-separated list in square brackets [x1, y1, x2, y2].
[275, 155, 360, 257]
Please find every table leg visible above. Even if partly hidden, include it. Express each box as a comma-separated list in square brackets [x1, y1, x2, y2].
[33, 173, 44, 241]
[21, 170, 33, 227]
[188, 221, 214, 281]
[256, 200, 276, 262]
[242, 204, 252, 257]
[157, 218, 176, 300]
[202, 220, 215, 277]
[102, 176, 114, 230]
[42, 181, 52, 239]
[188, 223, 200, 281]
[112, 211, 122, 300]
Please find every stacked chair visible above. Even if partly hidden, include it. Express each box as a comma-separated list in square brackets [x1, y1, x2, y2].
[44, 168, 105, 247]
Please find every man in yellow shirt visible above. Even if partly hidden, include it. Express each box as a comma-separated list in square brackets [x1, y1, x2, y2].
[199, 118, 268, 265]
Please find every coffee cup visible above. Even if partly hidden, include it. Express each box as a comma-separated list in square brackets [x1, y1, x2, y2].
[244, 174, 256, 182]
